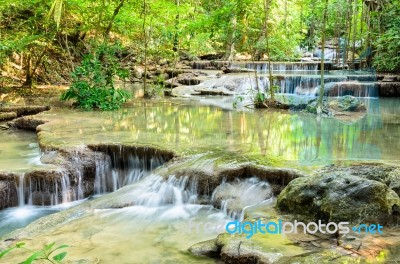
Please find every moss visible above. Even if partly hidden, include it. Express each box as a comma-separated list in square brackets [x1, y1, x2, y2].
[277, 173, 400, 225]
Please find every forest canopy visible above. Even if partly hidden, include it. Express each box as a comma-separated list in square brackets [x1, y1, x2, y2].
[0, 0, 399, 87]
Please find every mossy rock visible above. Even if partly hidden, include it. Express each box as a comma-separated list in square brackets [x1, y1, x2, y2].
[277, 173, 400, 224]
[328, 95, 366, 112]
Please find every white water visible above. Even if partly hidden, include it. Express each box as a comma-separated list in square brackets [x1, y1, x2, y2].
[211, 177, 273, 221]
[190, 61, 378, 98]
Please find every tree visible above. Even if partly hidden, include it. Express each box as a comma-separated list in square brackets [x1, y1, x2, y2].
[317, 0, 329, 114]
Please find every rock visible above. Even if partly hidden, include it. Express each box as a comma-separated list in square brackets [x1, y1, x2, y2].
[164, 79, 181, 88]
[382, 75, 397, 82]
[188, 233, 301, 264]
[234, 53, 252, 61]
[0, 112, 17, 121]
[7, 116, 46, 131]
[0, 106, 50, 117]
[328, 95, 366, 112]
[164, 68, 190, 78]
[305, 99, 329, 115]
[178, 50, 199, 61]
[221, 66, 255, 74]
[318, 164, 400, 196]
[194, 88, 233, 96]
[199, 53, 224, 60]
[132, 66, 144, 79]
[158, 58, 168, 66]
[388, 168, 400, 196]
[189, 61, 228, 70]
[166, 72, 202, 87]
[0, 173, 19, 209]
[277, 166, 400, 224]
[188, 239, 220, 258]
[378, 82, 400, 97]
[0, 124, 9, 130]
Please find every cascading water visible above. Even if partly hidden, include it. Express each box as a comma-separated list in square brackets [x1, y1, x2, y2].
[15, 173, 72, 207]
[211, 177, 273, 221]
[93, 173, 273, 224]
[93, 152, 167, 194]
[191, 61, 378, 98]
[17, 174, 25, 207]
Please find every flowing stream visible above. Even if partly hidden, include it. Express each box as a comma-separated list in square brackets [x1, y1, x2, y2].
[0, 75, 399, 262]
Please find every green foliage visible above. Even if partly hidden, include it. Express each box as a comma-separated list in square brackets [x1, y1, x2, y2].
[253, 92, 266, 107]
[372, 2, 400, 72]
[233, 95, 244, 109]
[47, 0, 64, 30]
[61, 42, 131, 110]
[0, 241, 68, 263]
[373, 28, 400, 72]
[144, 84, 164, 98]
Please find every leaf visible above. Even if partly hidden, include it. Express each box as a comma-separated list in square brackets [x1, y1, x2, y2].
[48, 0, 64, 30]
[53, 252, 67, 262]
[20, 252, 43, 264]
[0, 247, 15, 258]
[53, 245, 69, 251]
[16, 242, 26, 248]
[43, 242, 56, 252]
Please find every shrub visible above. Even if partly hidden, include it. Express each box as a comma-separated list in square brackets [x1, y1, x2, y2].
[61, 42, 130, 110]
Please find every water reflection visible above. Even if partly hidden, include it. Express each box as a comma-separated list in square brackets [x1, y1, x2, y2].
[0, 131, 49, 172]
[36, 98, 400, 167]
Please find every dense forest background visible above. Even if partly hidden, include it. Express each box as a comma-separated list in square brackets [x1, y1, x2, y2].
[0, 0, 399, 88]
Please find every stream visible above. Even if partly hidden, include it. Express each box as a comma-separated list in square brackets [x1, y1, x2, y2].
[0, 65, 399, 263]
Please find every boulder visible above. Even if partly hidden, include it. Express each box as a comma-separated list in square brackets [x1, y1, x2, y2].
[188, 239, 220, 258]
[131, 66, 144, 79]
[166, 72, 202, 87]
[277, 165, 400, 224]
[328, 95, 366, 112]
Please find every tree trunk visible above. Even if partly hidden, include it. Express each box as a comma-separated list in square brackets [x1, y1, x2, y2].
[264, 0, 275, 101]
[317, 0, 329, 113]
[103, 0, 125, 40]
[173, 0, 180, 52]
[351, 0, 358, 70]
[23, 53, 33, 87]
[224, 15, 237, 61]
[142, 0, 148, 96]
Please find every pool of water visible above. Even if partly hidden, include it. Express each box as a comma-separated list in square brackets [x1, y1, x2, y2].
[0, 96, 399, 263]
[31, 97, 400, 168]
[0, 130, 48, 172]
[0, 200, 85, 237]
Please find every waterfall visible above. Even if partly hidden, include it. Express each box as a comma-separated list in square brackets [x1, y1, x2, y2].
[211, 177, 273, 221]
[190, 61, 377, 98]
[94, 152, 167, 195]
[17, 174, 25, 207]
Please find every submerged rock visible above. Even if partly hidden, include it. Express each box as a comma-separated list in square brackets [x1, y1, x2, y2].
[328, 95, 366, 112]
[277, 164, 400, 224]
